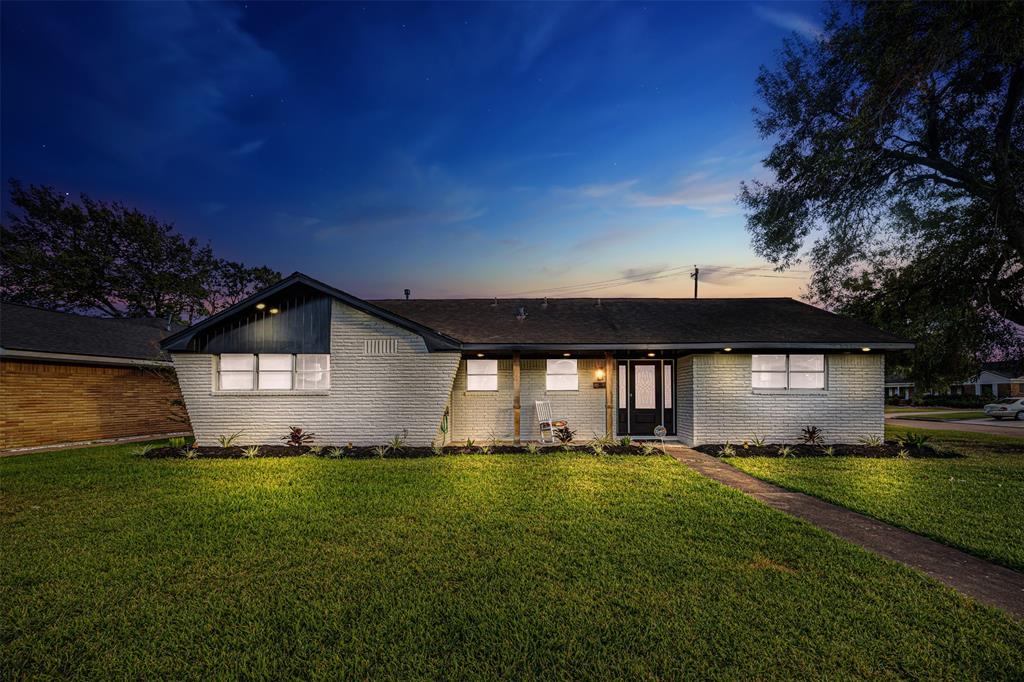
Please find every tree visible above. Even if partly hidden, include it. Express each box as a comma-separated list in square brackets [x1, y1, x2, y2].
[1, 181, 281, 322]
[741, 1, 1024, 390]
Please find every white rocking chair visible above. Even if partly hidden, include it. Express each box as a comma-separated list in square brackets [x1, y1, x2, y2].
[535, 400, 568, 444]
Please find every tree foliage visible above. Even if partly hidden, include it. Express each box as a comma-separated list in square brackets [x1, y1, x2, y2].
[1, 181, 280, 322]
[741, 1, 1024, 389]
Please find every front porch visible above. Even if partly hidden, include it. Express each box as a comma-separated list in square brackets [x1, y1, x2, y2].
[446, 351, 678, 444]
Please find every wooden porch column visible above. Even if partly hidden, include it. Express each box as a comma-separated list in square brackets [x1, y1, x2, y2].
[512, 352, 521, 445]
[604, 351, 614, 437]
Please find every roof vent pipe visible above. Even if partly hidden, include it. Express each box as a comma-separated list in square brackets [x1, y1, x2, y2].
[491, 297, 498, 306]
[542, 297, 548, 308]
[404, 288, 411, 300]
[595, 298, 602, 307]
[515, 306, 527, 321]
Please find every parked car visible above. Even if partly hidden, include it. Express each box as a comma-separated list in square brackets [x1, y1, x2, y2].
[983, 397, 1024, 420]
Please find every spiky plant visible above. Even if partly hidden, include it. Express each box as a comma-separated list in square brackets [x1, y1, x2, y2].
[241, 445, 260, 459]
[216, 431, 244, 448]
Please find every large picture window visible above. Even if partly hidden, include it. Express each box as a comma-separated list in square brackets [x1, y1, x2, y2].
[546, 359, 578, 391]
[466, 359, 498, 391]
[218, 353, 330, 391]
[751, 354, 825, 390]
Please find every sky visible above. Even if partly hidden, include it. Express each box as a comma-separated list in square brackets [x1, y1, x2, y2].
[1, 1, 826, 300]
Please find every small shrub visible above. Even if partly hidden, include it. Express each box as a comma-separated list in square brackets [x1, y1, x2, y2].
[307, 445, 323, 457]
[618, 436, 632, 447]
[465, 438, 475, 448]
[717, 442, 736, 457]
[431, 444, 444, 456]
[820, 445, 836, 457]
[216, 431, 244, 448]
[241, 445, 260, 459]
[388, 430, 408, 453]
[130, 443, 157, 457]
[799, 426, 825, 446]
[326, 447, 344, 459]
[554, 425, 577, 445]
[282, 427, 316, 448]
[181, 444, 198, 459]
[168, 436, 187, 448]
[897, 447, 910, 459]
[525, 443, 539, 455]
[372, 445, 388, 458]
[750, 435, 766, 447]
[777, 445, 795, 458]
[858, 434, 883, 447]
[479, 444, 492, 455]
[591, 443, 606, 456]
[741, 440, 750, 450]
[640, 443, 660, 456]
[899, 432, 932, 450]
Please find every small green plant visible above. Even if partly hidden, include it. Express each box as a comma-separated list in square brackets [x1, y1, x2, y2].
[241, 445, 260, 459]
[282, 427, 316, 447]
[479, 444, 492, 455]
[525, 443, 539, 455]
[372, 445, 388, 458]
[618, 436, 632, 447]
[130, 443, 157, 457]
[431, 444, 444, 456]
[388, 430, 408, 453]
[858, 434, 883, 447]
[717, 442, 736, 457]
[640, 443, 660, 456]
[307, 445, 323, 457]
[554, 425, 577, 445]
[181, 444, 198, 459]
[897, 447, 910, 459]
[777, 445, 795, 458]
[820, 445, 836, 457]
[326, 446, 344, 459]
[591, 443, 606, 457]
[750, 435, 766, 447]
[465, 438, 475, 449]
[216, 431, 244, 448]
[168, 436, 187, 448]
[799, 426, 825, 446]
[898, 432, 932, 450]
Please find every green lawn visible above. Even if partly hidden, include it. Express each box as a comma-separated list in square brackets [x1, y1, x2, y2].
[3, 443, 1023, 678]
[891, 410, 989, 421]
[728, 426, 1024, 573]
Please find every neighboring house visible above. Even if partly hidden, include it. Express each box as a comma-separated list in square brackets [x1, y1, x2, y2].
[162, 273, 912, 447]
[885, 362, 1024, 400]
[0, 303, 189, 451]
[884, 375, 914, 400]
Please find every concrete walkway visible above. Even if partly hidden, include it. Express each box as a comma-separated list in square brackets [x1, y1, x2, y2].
[664, 445, 1024, 619]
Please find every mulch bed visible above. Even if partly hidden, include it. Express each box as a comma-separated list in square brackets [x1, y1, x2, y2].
[693, 443, 962, 459]
[143, 443, 656, 459]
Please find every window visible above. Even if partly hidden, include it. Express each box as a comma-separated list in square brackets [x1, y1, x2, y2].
[217, 354, 330, 391]
[546, 359, 578, 391]
[466, 359, 498, 391]
[751, 354, 825, 390]
[664, 364, 673, 408]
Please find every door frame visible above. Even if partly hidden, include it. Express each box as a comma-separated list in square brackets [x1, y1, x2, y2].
[617, 358, 675, 436]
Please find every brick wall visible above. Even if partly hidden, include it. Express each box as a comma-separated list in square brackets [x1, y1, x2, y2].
[449, 358, 611, 442]
[173, 300, 460, 446]
[688, 353, 884, 445]
[0, 359, 186, 450]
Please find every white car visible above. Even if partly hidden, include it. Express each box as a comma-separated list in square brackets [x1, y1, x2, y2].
[983, 397, 1024, 420]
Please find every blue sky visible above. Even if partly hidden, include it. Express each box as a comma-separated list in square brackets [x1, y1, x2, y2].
[1, 1, 824, 299]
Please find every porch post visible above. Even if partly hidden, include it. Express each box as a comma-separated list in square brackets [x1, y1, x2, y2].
[604, 351, 614, 437]
[513, 352, 521, 445]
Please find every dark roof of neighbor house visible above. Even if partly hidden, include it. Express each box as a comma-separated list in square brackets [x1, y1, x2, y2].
[160, 272, 914, 352]
[1, 302, 183, 362]
[372, 297, 912, 349]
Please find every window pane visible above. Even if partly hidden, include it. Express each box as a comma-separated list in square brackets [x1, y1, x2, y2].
[664, 365, 673, 409]
[547, 373, 578, 391]
[259, 371, 293, 390]
[220, 371, 254, 390]
[220, 354, 254, 371]
[752, 355, 786, 372]
[546, 359, 577, 375]
[618, 365, 627, 405]
[467, 359, 498, 375]
[296, 371, 330, 390]
[752, 372, 787, 389]
[296, 354, 329, 372]
[789, 355, 824, 372]
[790, 372, 825, 389]
[467, 374, 498, 391]
[259, 354, 292, 371]
[634, 364, 656, 409]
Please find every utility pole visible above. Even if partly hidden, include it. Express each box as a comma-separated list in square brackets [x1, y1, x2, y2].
[690, 266, 699, 299]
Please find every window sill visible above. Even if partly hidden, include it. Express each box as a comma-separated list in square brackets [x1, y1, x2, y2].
[751, 389, 828, 395]
[210, 390, 330, 397]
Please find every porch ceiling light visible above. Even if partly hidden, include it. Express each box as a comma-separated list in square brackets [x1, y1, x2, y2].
[861, 347, 871, 352]
[269, 308, 280, 315]
[563, 353, 571, 357]
[255, 303, 266, 310]
[723, 347, 732, 352]
[476, 353, 485, 358]
[647, 352, 655, 357]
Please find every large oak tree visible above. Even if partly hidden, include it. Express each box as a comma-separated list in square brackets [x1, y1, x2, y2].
[741, 1, 1023, 389]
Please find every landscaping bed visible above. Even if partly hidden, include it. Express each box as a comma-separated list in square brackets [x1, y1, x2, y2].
[143, 442, 656, 459]
[694, 442, 961, 458]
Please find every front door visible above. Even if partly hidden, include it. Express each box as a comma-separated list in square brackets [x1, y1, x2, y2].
[628, 361, 662, 436]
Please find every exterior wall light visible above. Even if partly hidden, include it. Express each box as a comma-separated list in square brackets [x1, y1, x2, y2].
[595, 368, 606, 381]
[269, 308, 280, 315]
[255, 303, 266, 310]
[861, 347, 871, 352]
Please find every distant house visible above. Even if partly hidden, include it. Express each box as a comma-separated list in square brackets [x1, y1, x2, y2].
[0, 303, 190, 451]
[884, 361, 1024, 400]
[161, 272, 912, 447]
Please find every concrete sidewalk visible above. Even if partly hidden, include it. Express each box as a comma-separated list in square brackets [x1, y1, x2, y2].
[664, 445, 1024, 619]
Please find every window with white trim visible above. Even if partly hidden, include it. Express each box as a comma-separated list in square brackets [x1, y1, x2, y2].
[217, 353, 330, 391]
[466, 359, 498, 391]
[751, 354, 825, 390]
[546, 358, 578, 391]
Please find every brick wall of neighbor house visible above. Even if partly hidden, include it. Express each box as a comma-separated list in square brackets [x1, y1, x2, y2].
[449, 358, 611, 442]
[0, 359, 186, 450]
[683, 353, 884, 445]
[173, 300, 460, 446]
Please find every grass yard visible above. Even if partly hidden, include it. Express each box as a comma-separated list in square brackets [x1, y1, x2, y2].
[3, 443, 1023, 679]
[728, 426, 1024, 572]
[891, 410, 989, 421]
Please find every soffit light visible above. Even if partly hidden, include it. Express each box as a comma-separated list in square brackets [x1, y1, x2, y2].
[647, 352, 655, 357]
[861, 347, 871, 352]
[269, 308, 280, 315]
[476, 353, 485, 358]
[255, 303, 266, 310]
[723, 347, 732, 352]
[563, 353, 571, 357]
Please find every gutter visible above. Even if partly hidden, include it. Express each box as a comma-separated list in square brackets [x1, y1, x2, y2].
[0, 347, 174, 368]
[458, 341, 916, 352]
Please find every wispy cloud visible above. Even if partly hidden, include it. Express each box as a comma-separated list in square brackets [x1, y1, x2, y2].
[231, 139, 265, 156]
[628, 173, 742, 216]
[752, 5, 823, 40]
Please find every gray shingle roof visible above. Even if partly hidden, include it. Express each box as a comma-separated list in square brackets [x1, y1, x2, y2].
[371, 297, 912, 348]
[1, 303, 182, 361]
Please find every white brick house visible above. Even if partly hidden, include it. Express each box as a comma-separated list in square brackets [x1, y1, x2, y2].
[163, 273, 912, 446]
